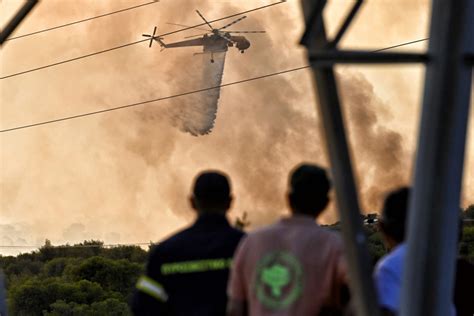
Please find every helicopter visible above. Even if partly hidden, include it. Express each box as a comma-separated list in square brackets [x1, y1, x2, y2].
[142, 10, 265, 63]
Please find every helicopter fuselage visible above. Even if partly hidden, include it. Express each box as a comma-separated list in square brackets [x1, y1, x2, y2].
[230, 35, 251, 52]
[143, 11, 261, 63]
[202, 33, 250, 53]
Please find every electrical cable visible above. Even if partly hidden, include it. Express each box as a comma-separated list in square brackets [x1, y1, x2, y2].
[372, 38, 429, 52]
[5, 1, 160, 41]
[1, 39, 146, 80]
[0, 242, 153, 249]
[0, 1, 287, 80]
[0, 66, 309, 133]
[0, 38, 429, 134]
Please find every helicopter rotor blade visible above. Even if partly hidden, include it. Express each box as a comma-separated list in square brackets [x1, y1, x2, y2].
[227, 30, 266, 33]
[219, 16, 247, 30]
[166, 22, 209, 32]
[142, 34, 152, 37]
[195, 10, 214, 30]
[217, 32, 235, 44]
[184, 33, 209, 39]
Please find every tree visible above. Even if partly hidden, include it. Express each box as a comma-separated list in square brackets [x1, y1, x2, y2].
[45, 298, 129, 316]
[235, 212, 250, 230]
[42, 257, 79, 278]
[89, 298, 129, 315]
[464, 204, 474, 219]
[459, 226, 474, 263]
[68, 256, 143, 297]
[8, 278, 50, 315]
[4, 240, 146, 314]
[8, 277, 121, 315]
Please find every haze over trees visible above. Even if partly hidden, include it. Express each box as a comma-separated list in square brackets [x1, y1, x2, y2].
[1, 206, 473, 315]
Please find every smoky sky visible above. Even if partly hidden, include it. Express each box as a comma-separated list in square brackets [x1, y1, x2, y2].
[1, 0, 473, 254]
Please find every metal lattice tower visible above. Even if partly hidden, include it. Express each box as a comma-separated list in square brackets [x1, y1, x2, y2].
[300, 0, 473, 315]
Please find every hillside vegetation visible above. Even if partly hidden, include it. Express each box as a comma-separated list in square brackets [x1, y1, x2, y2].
[1, 206, 473, 315]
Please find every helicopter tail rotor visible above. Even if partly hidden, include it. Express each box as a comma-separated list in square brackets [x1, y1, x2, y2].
[142, 26, 166, 49]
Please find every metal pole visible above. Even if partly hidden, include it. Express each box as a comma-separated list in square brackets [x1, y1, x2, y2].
[308, 50, 428, 65]
[401, 0, 474, 315]
[300, 2, 379, 315]
[0, 0, 39, 46]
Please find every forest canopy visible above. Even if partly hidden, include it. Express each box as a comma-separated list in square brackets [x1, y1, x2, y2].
[1, 206, 473, 315]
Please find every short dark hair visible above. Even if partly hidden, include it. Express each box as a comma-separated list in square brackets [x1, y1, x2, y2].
[380, 187, 410, 242]
[192, 171, 231, 210]
[288, 163, 331, 216]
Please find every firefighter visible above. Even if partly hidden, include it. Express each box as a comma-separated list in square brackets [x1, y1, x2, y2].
[131, 171, 245, 315]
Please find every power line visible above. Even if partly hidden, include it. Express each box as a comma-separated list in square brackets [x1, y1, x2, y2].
[0, 66, 310, 133]
[0, 1, 287, 80]
[5, 1, 160, 42]
[1, 218, 469, 250]
[0, 37, 429, 134]
[0, 242, 154, 249]
[372, 37, 429, 52]
[1, 39, 146, 79]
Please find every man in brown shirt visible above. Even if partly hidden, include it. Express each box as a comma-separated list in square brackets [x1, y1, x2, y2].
[227, 163, 347, 316]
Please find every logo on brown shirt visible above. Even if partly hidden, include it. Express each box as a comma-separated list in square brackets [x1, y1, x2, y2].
[254, 251, 303, 310]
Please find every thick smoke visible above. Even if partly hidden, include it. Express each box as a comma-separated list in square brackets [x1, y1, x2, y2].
[339, 71, 409, 211]
[1, 0, 472, 254]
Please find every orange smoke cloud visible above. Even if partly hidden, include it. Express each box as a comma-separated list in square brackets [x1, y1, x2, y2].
[1, 0, 472, 255]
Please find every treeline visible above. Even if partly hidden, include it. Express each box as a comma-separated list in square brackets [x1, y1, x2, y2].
[329, 205, 474, 264]
[0, 241, 148, 315]
[1, 206, 473, 315]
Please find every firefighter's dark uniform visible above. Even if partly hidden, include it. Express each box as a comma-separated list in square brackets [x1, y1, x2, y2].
[132, 213, 244, 316]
